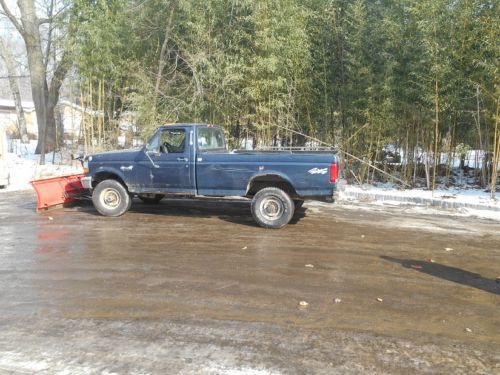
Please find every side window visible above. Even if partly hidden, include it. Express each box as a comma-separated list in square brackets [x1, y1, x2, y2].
[160, 129, 186, 153]
[197, 127, 225, 151]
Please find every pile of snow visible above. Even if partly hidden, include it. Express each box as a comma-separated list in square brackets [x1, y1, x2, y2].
[338, 183, 500, 221]
[342, 184, 499, 208]
[0, 140, 83, 193]
[2, 152, 37, 192]
[34, 164, 84, 180]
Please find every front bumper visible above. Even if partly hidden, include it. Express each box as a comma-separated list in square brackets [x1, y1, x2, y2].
[81, 176, 92, 189]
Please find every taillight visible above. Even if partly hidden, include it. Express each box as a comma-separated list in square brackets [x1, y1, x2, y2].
[330, 162, 338, 183]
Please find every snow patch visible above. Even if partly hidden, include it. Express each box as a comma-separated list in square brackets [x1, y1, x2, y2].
[337, 184, 500, 221]
[0, 139, 83, 193]
[0, 351, 49, 372]
[343, 184, 498, 207]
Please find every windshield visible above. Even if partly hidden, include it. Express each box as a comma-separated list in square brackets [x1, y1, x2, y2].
[197, 127, 225, 151]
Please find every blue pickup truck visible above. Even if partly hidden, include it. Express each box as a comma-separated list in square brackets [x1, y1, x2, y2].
[82, 123, 338, 228]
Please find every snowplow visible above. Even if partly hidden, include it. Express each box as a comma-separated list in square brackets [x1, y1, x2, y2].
[30, 153, 88, 212]
[31, 173, 87, 212]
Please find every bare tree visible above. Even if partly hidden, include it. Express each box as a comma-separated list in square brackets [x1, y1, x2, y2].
[0, 0, 72, 163]
[0, 37, 28, 142]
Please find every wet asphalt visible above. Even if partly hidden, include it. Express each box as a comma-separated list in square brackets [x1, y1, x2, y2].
[0, 191, 499, 374]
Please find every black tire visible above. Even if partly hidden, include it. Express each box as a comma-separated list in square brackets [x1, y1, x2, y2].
[92, 179, 132, 217]
[293, 199, 304, 209]
[251, 187, 295, 229]
[138, 194, 165, 204]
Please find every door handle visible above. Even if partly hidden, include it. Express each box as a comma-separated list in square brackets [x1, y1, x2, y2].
[177, 157, 188, 162]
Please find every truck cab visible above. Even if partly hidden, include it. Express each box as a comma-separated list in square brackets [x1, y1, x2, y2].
[83, 123, 338, 228]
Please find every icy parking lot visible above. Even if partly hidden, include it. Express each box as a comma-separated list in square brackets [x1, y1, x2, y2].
[0, 191, 499, 374]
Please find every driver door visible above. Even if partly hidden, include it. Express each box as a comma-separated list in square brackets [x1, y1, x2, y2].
[140, 128, 194, 193]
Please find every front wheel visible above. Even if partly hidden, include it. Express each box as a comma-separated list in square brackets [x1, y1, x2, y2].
[251, 187, 295, 229]
[92, 179, 132, 217]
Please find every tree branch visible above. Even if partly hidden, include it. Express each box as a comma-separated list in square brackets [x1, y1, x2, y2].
[48, 47, 72, 98]
[37, 17, 50, 24]
[153, 4, 176, 108]
[43, 0, 55, 69]
[0, 0, 24, 35]
[0, 36, 29, 142]
[37, 3, 71, 26]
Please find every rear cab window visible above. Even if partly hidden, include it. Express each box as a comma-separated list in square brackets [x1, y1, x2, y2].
[197, 126, 226, 152]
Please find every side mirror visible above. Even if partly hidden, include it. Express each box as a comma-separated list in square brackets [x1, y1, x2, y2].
[143, 147, 160, 168]
[144, 144, 160, 156]
[71, 152, 84, 160]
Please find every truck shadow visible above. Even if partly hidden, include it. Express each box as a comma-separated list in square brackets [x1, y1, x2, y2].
[80, 198, 307, 227]
[380, 256, 500, 296]
[216, 205, 307, 227]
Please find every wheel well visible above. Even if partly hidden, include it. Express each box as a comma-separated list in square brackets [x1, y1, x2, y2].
[246, 175, 298, 198]
[92, 172, 127, 189]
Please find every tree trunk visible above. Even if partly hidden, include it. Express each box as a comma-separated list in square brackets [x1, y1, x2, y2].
[15, 0, 52, 161]
[1, 0, 73, 163]
[432, 79, 439, 194]
[46, 49, 71, 150]
[25, 40, 51, 160]
[153, 5, 176, 111]
[0, 38, 29, 143]
[492, 101, 499, 200]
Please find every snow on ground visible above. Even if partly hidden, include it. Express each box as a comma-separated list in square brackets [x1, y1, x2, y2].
[0, 140, 83, 193]
[338, 183, 500, 221]
[342, 184, 499, 208]
[2, 153, 37, 192]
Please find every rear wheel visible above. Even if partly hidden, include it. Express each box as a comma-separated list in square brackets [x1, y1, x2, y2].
[138, 194, 165, 204]
[92, 179, 131, 217]
[251, 187, 294, 229]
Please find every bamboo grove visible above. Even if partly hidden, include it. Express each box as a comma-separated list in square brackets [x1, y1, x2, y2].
[70, 0, 499, 191]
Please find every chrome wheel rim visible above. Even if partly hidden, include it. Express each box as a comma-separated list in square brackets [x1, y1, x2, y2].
[260, 196, 284, 221]
[101, 188, 121, 209]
